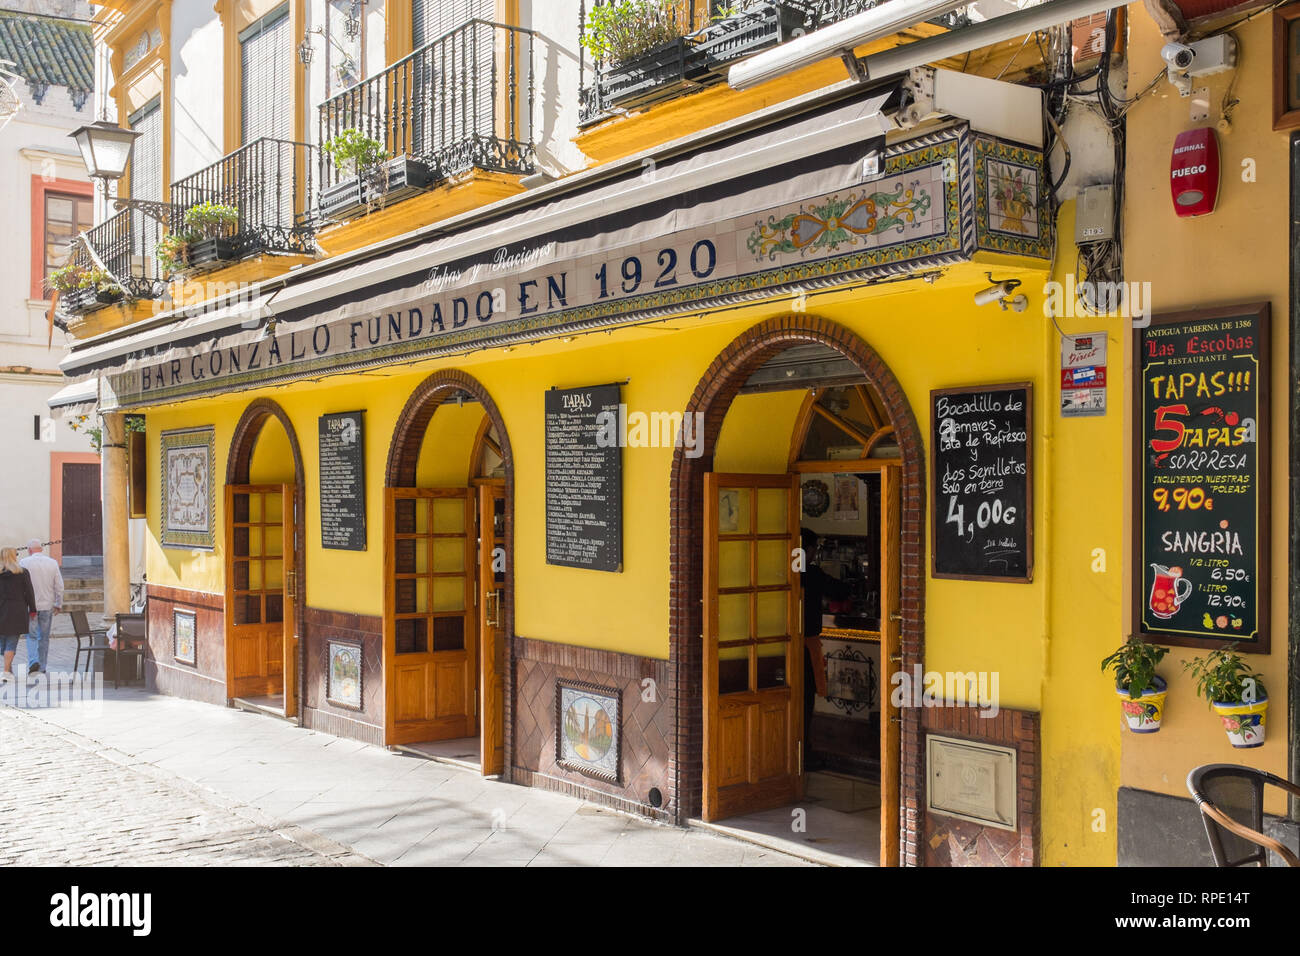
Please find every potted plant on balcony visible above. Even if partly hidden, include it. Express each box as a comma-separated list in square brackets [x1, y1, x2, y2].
[693, 2, 809, 73]
[50, 263, 125, 314]
[1101, 636, 1169, 734]
[1183, 644, 1269, 748]
[183, 201, 242, 269]
[320, 129, 432, 222]
[583, 0, 708, 112]
[156, 229, 198, 279]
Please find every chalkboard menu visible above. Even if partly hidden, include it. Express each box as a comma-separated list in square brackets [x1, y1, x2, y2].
[931, 383, 1033, 581]
[1134, 304, 1270, 650]
[545, 384, 622, 571]
[319, 411, 366, 551]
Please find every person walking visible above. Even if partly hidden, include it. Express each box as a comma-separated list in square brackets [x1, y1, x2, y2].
[20, 539, 63, 675]
[0, 548, 37, 683]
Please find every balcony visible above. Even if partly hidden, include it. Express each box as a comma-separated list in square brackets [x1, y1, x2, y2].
[577, 0, 971, 126]
[167, 137, 318, 273]
[55, 207, 166, 326]
[316, 19, 536, 225]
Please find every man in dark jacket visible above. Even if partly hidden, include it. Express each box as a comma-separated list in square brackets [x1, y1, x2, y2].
[0, 547, 38, 684]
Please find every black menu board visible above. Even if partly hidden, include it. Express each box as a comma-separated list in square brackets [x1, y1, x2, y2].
[318, 411, 367, 551]
[931, 383, 1033, 581]
[1134, 304, 1270, 650]
[545, 384, 622, 571]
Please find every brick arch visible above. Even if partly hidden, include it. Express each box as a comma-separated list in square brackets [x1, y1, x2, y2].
[668, 314, 926, 864]
[225, 398, 307, 721]
[384, 368, 517, 775]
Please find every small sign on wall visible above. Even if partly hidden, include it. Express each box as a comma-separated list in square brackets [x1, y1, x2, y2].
[926, 735, 1017, 832]
[1060, 332, 1107, 418]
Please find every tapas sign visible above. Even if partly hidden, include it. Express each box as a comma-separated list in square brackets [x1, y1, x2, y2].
[1133, 303, 1270, 650]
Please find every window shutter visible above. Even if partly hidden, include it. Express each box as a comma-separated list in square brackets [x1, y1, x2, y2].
[240, 3, 292, 145]
[412, 0, 490, 48]
[127, 99, 162, 202]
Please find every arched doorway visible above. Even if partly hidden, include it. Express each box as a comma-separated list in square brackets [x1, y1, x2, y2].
[384, 369, 513, 774]
[225, 399, 306, 718]
[670, 316, 925, 866]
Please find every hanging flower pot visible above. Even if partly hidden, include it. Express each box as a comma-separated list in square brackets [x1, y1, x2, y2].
[1117, 675, 1167, 734]
[1211, 696, 1268, 748]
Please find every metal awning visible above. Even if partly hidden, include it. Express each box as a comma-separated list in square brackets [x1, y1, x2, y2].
[47, 375, 98, 420]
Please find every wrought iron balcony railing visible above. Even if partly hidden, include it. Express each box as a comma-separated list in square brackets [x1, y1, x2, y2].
[317, 19, 536, 194]
[578, 0, 971, 126]
[57, 207, 167, 318]
[169, 137, 318, 255]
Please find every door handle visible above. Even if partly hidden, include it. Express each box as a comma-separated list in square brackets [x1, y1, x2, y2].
[286, 569, 296, 601]
[485, 588, 502, 627]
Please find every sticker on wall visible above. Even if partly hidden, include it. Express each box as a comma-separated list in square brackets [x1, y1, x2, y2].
[327, 641, 363, 710]
[160, 427, 216, 550]
[1060, 332, 1108, 418]
[173, 609, 196, 665]
[556, 680, 621, 783]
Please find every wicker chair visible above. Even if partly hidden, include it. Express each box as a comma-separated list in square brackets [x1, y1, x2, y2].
[1187, 763, 1300, 867]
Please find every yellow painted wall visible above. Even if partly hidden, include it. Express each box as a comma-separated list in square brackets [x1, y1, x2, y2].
[142, 213, 1124, 862]
[1121, 10, 1292, 814]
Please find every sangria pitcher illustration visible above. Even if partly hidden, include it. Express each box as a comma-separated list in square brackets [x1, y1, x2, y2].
[1149, 564, 1192, 619]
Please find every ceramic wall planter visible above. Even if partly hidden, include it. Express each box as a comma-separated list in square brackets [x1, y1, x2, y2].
[1117, 676, 1167, 733]
[1212, 696, 1268, 748]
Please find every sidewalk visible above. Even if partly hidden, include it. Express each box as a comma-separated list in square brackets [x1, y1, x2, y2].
[4, 637, 811, 867]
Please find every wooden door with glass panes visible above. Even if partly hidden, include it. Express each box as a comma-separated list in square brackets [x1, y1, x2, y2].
[225, 484, 292, 702]
[384, 488, 477, 746]
[478, 481, 506, 774]
[703, 472, 802, 821]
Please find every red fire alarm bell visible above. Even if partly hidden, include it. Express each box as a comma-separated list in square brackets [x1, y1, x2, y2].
[1170, 127, 1220, 217]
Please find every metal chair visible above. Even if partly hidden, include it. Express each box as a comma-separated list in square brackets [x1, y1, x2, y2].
[111, 612, 148, 689]
[69, 610, 111, 674]
[1187, 763, 1300, 867]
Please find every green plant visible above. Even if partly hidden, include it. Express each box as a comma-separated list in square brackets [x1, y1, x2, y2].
[78, 266, 124, 296]
[1101, 636, 1169, 699]
[1182, 644, 1267, 705]
[48, 262, 86, 293]
[125, 415, 146, 433]
[157, 229, 199, 277]
[182, 201, 240, 237]
[582, 0, 687, 65]
[67, 413, 102, 453]
[323, 128, 387, 177]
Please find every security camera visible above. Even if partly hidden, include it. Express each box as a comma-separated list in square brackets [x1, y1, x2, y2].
[974, 278, 1021, 307]
[1161, 42, 1194, 70]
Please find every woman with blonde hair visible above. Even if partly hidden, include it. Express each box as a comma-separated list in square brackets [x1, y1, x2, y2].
[0, 547, 37, 683]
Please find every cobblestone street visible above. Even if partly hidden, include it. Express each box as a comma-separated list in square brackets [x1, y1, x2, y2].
[0, 710, 369, 866]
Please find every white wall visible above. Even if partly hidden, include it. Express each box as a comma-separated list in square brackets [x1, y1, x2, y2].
[518, 0, 586, 174]
[170, 0, 226, 181]
[0, 71, 100, 551]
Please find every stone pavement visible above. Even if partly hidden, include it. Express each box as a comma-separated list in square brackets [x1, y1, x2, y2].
[1, 635, 811, 867]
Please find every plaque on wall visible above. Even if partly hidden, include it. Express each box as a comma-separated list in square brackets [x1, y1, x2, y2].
[556, 680, 621, 783]
[160, 426, 216, 550]
[926, 734, 1017, 832]
[544, 384, 622, 571]
[1134, 303, 1270, 650]
[173, 609, 196, 665]
[930, 383, 1033, 581]
[318, 411, 367, 551]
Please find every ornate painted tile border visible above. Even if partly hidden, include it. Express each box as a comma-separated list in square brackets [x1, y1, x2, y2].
[159, 426, 216, 550]
[974, 135, 1051, 259]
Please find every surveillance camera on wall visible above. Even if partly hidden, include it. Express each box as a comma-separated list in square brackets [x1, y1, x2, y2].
[974, 280, 1021, 307]
[1162, 34, 1237, 83]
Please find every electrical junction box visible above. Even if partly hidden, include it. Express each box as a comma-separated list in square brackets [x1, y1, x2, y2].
[1075, 184, 1115, 244]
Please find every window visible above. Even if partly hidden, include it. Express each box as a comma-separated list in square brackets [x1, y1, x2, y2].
[43, 191, 93, 286]
[127, 419, 147, 519]
[240, 4, 292, 144]
[412, 0, 490, 47]
[127, 99, 163, 202]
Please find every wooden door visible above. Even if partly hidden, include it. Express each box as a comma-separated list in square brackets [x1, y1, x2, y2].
[62, 462, 102, 556]
[878, 465, 902, 867]
[478, 481, 506, 775]
[281, 485, 298, 718]
[225, 485, 286, 700]
[384, 488, 477, 746]
[703, 472, 802, 821]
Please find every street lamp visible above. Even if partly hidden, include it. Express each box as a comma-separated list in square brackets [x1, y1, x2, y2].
[69, 119, 140, 185]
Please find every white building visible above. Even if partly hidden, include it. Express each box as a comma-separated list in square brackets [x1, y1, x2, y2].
[0, 0, 102, 566]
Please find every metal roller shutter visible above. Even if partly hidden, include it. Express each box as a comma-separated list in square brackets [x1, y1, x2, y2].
[412, 0, 490, 48]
